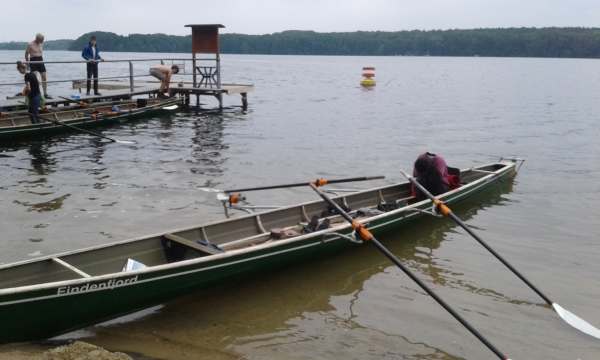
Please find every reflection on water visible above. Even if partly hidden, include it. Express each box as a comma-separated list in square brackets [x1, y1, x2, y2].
[13, 194, 71, 213]
[27, 142, 56, 175]
[188, 112, 228, 176]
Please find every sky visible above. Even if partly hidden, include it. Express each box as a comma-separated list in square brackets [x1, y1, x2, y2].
[2, 0, 600, 42]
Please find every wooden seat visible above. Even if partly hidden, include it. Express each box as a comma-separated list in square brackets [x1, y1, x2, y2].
[52, 257, 91, 278]
[164, 233, 222, 255]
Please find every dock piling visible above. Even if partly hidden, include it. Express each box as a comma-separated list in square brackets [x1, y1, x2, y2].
[129, 61, 135, 94]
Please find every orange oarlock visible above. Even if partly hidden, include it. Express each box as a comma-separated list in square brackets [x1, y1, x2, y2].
[229, 194, 245, 205]
[351, 221, 373, 241]
[41, 106, 48, 111]
[311, 178, 328, 187]
[433, 199, 452, 215]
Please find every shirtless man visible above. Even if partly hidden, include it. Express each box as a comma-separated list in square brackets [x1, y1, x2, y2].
[149, 65, 179, 98]
[25, 33, 52, 99]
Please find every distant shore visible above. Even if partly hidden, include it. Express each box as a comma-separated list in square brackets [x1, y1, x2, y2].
[2, 27, 600, 58]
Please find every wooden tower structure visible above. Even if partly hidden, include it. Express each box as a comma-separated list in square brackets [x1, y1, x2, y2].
[185, 24, 225, 108]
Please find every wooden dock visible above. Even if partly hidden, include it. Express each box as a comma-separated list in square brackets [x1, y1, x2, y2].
[71, 79, 254, 109]
[0, 80, 253, 111]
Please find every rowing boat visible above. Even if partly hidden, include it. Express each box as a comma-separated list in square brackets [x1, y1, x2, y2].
[0, 97, 181, 141]
[0, 159, 518, 344]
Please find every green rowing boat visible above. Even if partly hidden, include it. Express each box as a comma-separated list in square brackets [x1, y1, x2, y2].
[0, 159, 518, 344]
[0, 97, 181, 141]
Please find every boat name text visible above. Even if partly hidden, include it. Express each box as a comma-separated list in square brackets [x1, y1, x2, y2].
[57, 276, 138, 295]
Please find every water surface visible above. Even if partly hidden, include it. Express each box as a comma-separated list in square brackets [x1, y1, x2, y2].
[0, 52, 599, 359]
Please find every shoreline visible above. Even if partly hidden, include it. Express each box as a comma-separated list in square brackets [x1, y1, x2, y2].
[0, 341, 150, 360]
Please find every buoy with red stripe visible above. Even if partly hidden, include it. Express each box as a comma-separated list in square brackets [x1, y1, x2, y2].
[360, 67, 376, 86]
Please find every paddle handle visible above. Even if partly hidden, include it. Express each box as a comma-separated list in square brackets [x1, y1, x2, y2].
[29, 113, 118, 142]
[370, 237, 509, 360]
[224, 175, 385, 193]
[449, 211, 553, 305]
[309, 182, 509, 360]
[328, 175, 385, 183]
[400, 168, 554, 305]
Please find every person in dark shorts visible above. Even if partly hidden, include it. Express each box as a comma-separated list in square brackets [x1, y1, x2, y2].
[149, 65, 179, 98]
[81, 35, 105, 96]
[17, 61, 42, 124]
[25, 33, 52, 99]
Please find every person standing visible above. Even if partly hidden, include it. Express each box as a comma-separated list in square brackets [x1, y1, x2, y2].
[25, 33, 52, 99]
[81, 35, 105, 96]
[16, 61, 42, 124]
[148, 65, 179, 98]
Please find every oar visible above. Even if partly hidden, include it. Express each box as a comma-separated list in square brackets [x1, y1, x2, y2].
[309, 183, 510, 360]
[210, 176, 385, 206]
[59, 96, 92, 105]
[202, 176, 386, 194]
[28, 113, 134, 144]
[400, 169, 600, 339]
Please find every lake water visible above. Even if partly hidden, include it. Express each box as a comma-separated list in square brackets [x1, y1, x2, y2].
[0, 51, 599, 359]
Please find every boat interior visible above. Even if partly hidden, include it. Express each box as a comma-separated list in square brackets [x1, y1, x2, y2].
[0, 163, 511, 291]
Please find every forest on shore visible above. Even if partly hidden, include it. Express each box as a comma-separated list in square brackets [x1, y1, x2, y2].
[0, 39, 72, 51]
[2, 28, 600, 58]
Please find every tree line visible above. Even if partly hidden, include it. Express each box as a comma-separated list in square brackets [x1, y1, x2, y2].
[2, 28, 600, 58]
[219, 28, 600, 58]
[0, 39, 72, 51]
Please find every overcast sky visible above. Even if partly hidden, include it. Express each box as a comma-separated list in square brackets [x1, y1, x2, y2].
[3, 0, 600, 42]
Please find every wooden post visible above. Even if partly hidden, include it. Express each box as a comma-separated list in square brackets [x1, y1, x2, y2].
[241, 93, 248, 109]
[192, 53, 197, 88]
[129, 61, 135, 93]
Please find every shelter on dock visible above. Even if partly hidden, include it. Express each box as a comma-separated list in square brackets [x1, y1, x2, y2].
[177, 24, 251, 109]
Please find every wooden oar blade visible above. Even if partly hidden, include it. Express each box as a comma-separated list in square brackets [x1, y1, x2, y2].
[552, 303, 600, 339]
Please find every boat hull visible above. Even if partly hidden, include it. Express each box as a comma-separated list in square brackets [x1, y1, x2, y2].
[0, 161, 517, 343]
[0, 98, 180, 141]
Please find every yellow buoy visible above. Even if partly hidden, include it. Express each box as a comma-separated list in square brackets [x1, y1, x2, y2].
[361, 67, 376, 86]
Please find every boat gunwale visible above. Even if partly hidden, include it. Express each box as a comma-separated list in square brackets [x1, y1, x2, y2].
[0, 98, 181, 133]
[0, 161, 515, 297]
[0, 99, 148, 120]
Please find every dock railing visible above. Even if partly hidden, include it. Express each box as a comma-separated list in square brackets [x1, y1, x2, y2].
[0, 57, 219, 98]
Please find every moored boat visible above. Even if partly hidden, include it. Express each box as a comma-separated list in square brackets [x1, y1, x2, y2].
[0, 159, 519, 344]
[0, 97, 181, 141]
